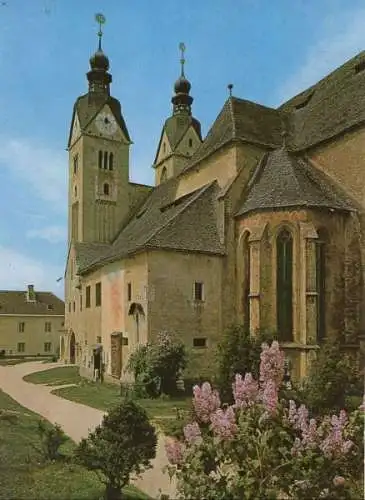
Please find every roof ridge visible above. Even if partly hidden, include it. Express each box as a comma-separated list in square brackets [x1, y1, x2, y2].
[228, 97, 237, 138]
[146, 182, 216, 244]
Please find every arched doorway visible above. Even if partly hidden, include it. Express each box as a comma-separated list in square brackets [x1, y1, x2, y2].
[70, 331, 76, 364]
[128, 302, 145, 343]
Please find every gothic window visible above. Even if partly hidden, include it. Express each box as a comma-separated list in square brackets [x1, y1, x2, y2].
[109, 152, 114, 171]
[103, 183, 110, 196]
[163, 143, 166, 153]
[316, 228, 327, 342]
[188, 138, 193, 147]
[276, 228, 293, 341]
[242, 232, 251, 331]
[74, 185, 77, 197]
[98, 150, 103, 169]
[160, 167, 167, 183]
[103, 151, 108, 169]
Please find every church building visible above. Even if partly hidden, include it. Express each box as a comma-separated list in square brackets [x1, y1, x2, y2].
[61, 26, 364, 382]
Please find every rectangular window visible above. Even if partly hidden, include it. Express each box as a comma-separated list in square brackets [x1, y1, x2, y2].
[73, 301, 76, 312]
[80, 295, 82, 311]
[127, 282, 132, 301]
[193, 337, 207, 348]
[45, 322, 52, 333]
[95, 282, 102, 307]
[85, 286, 91, 308]
[121, 337, 129, 346]
[68, 302, 71, 313]
[96, 336, 102, 344]
[44, 342, 52, 353]
[194, 281, 204, 301]
[17, 342, 25, 353]
[18, 322, 25, 333]
[73, 154, 79, 174]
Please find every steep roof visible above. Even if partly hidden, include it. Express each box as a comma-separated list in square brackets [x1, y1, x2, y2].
[74, 242, 111, 271]
[153, 114, 202, 164]
[236, 147, 357, 216]
[280, 50, 365, 150]
[68, 93, 131, 147]
[79, 178, 225, 274]
[0, 291, 64, 315]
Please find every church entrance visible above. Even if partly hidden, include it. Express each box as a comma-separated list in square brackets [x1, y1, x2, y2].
[70, 332, 76, 364]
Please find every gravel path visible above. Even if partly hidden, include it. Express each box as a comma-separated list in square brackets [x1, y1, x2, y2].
[0, 361, 177, 499]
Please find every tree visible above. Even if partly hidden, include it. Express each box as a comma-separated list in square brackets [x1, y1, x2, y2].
[302, 338, 363, 417]
[215, 324, 275, 402]
[127, 332, 187, 397]
[165, 341, 364, 499]
[74, 400, 157, 500]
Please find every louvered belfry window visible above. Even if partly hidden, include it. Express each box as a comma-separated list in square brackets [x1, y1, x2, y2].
[277, 228, 293, 341]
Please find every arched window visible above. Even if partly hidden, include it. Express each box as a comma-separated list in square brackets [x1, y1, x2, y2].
[277, 228, 293, 341]
[160, 166, 167, 183]
[163, 143, 166, 153]
[242, 232, 251, 331]
[74, 185, 77, 197]
[188, 138, 193, 147]
[98, 150, 103, 169]
[109, 152, 114, 171]
[103, 183, 110, 196]
[316, 228, 327, 343]
[103, 151, 108, 169]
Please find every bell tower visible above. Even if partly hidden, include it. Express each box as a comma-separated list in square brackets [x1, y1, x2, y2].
[67, 14, 132, 246]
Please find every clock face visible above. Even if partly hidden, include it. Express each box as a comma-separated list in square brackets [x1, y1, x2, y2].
[95, 112, 118, 136]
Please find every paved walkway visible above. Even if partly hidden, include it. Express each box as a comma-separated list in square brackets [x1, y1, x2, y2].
[0, 361, 177, 499]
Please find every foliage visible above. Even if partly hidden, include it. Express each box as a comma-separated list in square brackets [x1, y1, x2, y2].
[164, 341, 364, 500]
[301, 338, 363, 417]
[126, 332, 187, 398]
[37, 419, 68, 461]
[74, 400, 157, 500]
[215, 324, 276, 402]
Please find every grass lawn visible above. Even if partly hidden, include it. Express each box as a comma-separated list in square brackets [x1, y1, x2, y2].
[23, 366, 81, 386]
[0, 389, 151, 500]
[0, 357, 51, 366]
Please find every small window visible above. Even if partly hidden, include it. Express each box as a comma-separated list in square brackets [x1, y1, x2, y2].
[45, 322, 52, 333]
[17, 342, 25, 353]
[80, 295, 82, 311]
[194, 281, 204, 301]
[103, 151, 108, 169]
[188, 138, 193, 147]
[68, 302, 71, 313]
[127, 282, 132, 301]
[193, 338, 207, 348]
[163, 143, 166, 153]
[121, 336, 128, 346]
[47, 304, 53, 310]
[74, 185, 77, 197]
[160, 166, 167, 183]
[18, 322, 25, 333]
[96, 336, 102, 344]
[86, 285, 91, 308]
[109, 152, 114, 171]
[61, 322, 64, 327]
[44, 342, 52, 353]
[73, 154, 79, 174]
[95, 282, 102, 307]
[103, 183, 110, 196]
[73, 301, 75, 312]
[98, 150, 103, 169]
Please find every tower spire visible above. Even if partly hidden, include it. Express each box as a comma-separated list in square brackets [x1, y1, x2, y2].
[87, 13, 111, 98]
[179, 42, 186, 78]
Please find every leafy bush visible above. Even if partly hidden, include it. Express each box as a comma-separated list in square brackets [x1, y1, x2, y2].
[215, 324, 275, 402]
[37, 419, 68, 461]
[164, 341, 364, 500]
[74, 399, 157, 500]
[126, 332, 187, 398]
[302, 338, 363, 417]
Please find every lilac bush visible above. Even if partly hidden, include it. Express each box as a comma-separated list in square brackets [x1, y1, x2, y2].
[164, 341, 364, 499]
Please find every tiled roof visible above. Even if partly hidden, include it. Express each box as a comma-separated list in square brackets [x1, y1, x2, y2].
[68, 93, 131, 147]
[236, 147, 357, 216]
[78, 179, 225, 274]
[0, 291, 64, 315]
[74, 242, 111, 271]
[183, 51, 365, 171]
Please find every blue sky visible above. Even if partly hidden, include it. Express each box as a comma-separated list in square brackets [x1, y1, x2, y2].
[0, 0, 364, 298]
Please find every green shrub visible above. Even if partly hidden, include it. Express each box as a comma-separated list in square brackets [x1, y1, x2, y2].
[37, 419, 68, 461]
[74, 400, 157, 500]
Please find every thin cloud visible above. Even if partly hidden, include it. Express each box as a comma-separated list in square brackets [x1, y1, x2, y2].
[0, 136, 67, 213]
[26, 225, 67, 244]
[0, 245, 64, 298]
[275, 7, 365, 105]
